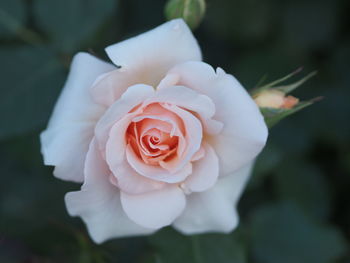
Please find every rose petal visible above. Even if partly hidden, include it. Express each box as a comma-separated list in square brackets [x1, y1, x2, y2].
[182, 143, 219, 193]
[106, 18, 201, 78]
[148, 85, 216, 119]
[92, 19, 201, 107]
[111, 160, 166, 195]
[120, 186, 186, 229]
[150, 85, 223, 136]
[191, 146, 205, 162]
[90, 68, 147, 107]
[40, 52, 115, 182]
[157, 73, 180, 90]
[125, 144, 192, 183]
[168, 61, 268, 176]
[106, 116, 165, 194]
[159, 104, 202, 173]
[41, 124, 94, 182]
[65, 139, 155, 243]
[173, 163, 253, 234]
[95, 84, 154, 151]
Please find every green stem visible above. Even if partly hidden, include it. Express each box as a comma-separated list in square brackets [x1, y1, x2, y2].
[192, 236, 202, 263]
[0, 8, 45, 45]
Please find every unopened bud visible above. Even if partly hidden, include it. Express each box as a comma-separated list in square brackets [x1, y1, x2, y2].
[164, 0, 206, 29]
[254, 90, 299, 109]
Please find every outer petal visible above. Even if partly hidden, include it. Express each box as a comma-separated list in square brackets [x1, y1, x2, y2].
[65, 139, 155, 243]
[106, 18, 201, 70]
[40, 53, 115, 182]
[93, 19, 201, 106]
[182, 143, 219, 193]
[168, 61, 268, 176]
[120, 186, 186, 229]
[173, 163, 253, 234]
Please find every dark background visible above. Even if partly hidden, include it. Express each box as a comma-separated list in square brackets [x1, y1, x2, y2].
[0, 0, 349, 262]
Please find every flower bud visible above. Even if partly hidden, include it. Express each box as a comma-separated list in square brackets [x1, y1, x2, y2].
[252, 69, 318, 128]
[164, 0, 206, 29]
[254, 90, 299, 109]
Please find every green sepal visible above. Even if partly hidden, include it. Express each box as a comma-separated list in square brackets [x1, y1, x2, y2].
[260, 99, 319, 128]
[274, 71, 317, 94]
[252, 68, 317, 97]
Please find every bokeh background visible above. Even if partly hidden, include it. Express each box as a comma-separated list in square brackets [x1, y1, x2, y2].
[1, 0, 349, 262]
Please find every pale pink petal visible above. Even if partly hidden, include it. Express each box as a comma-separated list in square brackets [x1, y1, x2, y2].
[173, 163, 253, 234]
[147, 85, 216, 119]
[111, 160, 166, 195]
[168, 61, 268, 176]
[157, 73, 180, 90]
[150, 85, 223, 136]
[106, 19, 201, 79]
[202, 119, 224, 135]
[95, 84, 154, 151]
[91, 19, 201, 107]
[90, 68, 148, 107]
[120, 186, 186, 229]
[106, 117, 165, 194]
[159, 104, 202, 173]
[40, 52, 115, 182]
[65, 139, 155, 243]
[41, 124, 94, 182]
[182, 143, 219, 193]
[133, 115, 177, 136]
[125, 144, 192, 183]
[191, 146, 205, 162]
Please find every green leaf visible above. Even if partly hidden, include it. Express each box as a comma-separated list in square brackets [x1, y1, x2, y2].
[273, 162, 332, 220]
[249, 202, 347, 263]
[149, 228, 196, 263]
[0, 0, 25, 37]
[149, 228, 246, 263]
[33, 0, 118, 52]
[248, 143, 282, 189]
[165, 0, 206, 29]
[0, 46, 65, 140]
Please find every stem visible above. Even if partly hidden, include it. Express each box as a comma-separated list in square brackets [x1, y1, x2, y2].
[192, 236, 202, 263]
[0, 8, 45, 45]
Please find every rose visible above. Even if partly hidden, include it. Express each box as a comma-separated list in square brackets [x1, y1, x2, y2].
[40, 19, 268, 243]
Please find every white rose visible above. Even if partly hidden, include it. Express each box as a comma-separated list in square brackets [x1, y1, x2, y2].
[40, 19, 268, 243]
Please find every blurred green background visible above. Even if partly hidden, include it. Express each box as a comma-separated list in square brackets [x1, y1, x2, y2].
[0, 0, 349, 262]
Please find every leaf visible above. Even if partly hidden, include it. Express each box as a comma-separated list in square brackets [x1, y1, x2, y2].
[273, 162, 332, 220]
[149, 228, 195, 263]
[33, 0, 118, 52]
[149, 228, 246, 263]
[248, 143, 282, 189]
[193, 234, 246, 263]
[0, 46, 65, 140]
[0, 0, 25, 37]
[249, 202, 347, 263]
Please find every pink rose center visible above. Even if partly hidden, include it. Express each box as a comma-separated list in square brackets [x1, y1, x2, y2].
[126, 103, 185, 167]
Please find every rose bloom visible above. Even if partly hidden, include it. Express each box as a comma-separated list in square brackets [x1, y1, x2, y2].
[40, 19, 268, 243]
